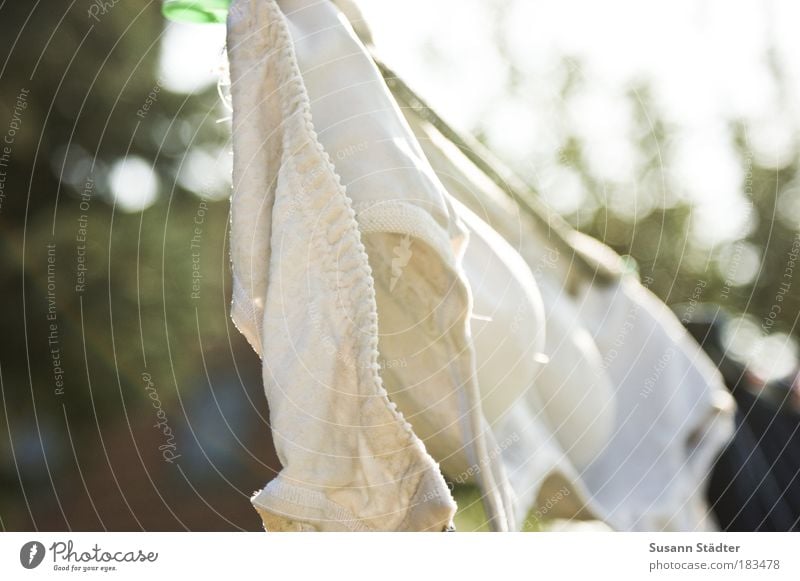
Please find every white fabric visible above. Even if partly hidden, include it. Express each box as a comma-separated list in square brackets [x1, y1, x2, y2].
[227, 0, 458, 531]
[574, 273, 735, 530]
[280, 0, 519, 529]
[227, 0, 735, 532]
[534, 275, 617, 471]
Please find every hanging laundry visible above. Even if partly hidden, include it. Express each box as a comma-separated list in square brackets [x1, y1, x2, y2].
[226, 0, 736, 531]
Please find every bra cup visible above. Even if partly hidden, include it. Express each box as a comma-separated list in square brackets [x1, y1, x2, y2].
[461, 202, 617, 469]
[534, 280, 617, 469]
[456, 202, 547, 426]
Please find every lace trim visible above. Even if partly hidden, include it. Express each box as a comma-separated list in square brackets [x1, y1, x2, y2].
[228, 0, 455, 529]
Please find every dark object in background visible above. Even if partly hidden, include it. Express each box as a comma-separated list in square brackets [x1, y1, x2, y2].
[677, 304, 800, 531]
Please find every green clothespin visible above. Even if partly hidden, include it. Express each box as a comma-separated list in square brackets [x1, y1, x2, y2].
[162, 0, 231, 24]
